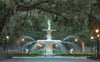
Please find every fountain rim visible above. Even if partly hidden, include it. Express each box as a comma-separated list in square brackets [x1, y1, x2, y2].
[37, 40, 62, 43]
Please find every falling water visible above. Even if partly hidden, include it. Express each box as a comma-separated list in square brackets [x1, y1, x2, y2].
[19, 36, 35, 41]
[30, 43, 38, 52]
[63, 35, 77, 41]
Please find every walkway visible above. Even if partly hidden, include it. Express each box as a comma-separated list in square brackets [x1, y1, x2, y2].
[0, 56, 99, 62]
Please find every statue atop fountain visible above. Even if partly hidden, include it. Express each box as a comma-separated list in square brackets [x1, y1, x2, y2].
[37, 20, 62, 55]
[43, 20, 56, 40]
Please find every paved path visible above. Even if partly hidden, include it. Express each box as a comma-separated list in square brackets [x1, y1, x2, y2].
[0, 56, 99, 62]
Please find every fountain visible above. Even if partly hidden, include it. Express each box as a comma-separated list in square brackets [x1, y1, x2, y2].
[37, 20, 62, 55]
[14, 20, 83, 55]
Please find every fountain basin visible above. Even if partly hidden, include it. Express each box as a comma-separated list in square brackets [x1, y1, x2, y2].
[37, 40, 62, 55]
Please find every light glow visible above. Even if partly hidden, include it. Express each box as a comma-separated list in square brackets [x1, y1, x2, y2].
[95, 29, 99, 33]
[6, 35, 10, 39]
[75, 38, 78, 42]
[91, 36, 94, 40]
[97, 34, 100, 37]
[21, 38, 25, 42]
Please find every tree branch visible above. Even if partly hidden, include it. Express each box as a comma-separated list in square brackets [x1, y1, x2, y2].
[36, 7, 68, 21]
[16, 1, 68, 21]
[16, 1, 48, 11]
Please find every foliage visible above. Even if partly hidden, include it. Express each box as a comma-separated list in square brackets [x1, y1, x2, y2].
[0, 0, 100, 48]
[56, 52, 96, 56]
[6, 52, 39, 56]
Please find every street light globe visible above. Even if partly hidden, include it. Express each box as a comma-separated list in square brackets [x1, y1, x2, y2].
[75, 38, 78, 42]
[95, 29, 99, 33]
[21, 38, 25, 42]
[6, 35, 10, 39]
[91, 36, 94, 40]
[97, 34, 100, 37]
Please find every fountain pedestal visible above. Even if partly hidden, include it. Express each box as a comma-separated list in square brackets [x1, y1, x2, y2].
[37, 20, 62, 55]
[45, 42, 53, 55]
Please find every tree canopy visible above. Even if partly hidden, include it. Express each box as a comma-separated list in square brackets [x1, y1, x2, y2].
[0, 0, 100, 45]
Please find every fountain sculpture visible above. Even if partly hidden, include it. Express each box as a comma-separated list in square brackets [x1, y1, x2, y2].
[15, 20, 83, 55]
[37, 20, 62, 55]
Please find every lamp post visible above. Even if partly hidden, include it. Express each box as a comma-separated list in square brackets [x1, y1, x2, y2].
[74, 38, 78, 52]
[90, 36, 94, 52]
[21, 38, 25, 52]
[6, 35, 10, 52]
[95, 29, 100, 58]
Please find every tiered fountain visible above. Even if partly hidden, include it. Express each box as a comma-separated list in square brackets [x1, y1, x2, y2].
[37, 20, 62, 55]
[15, 20, 83, 55]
